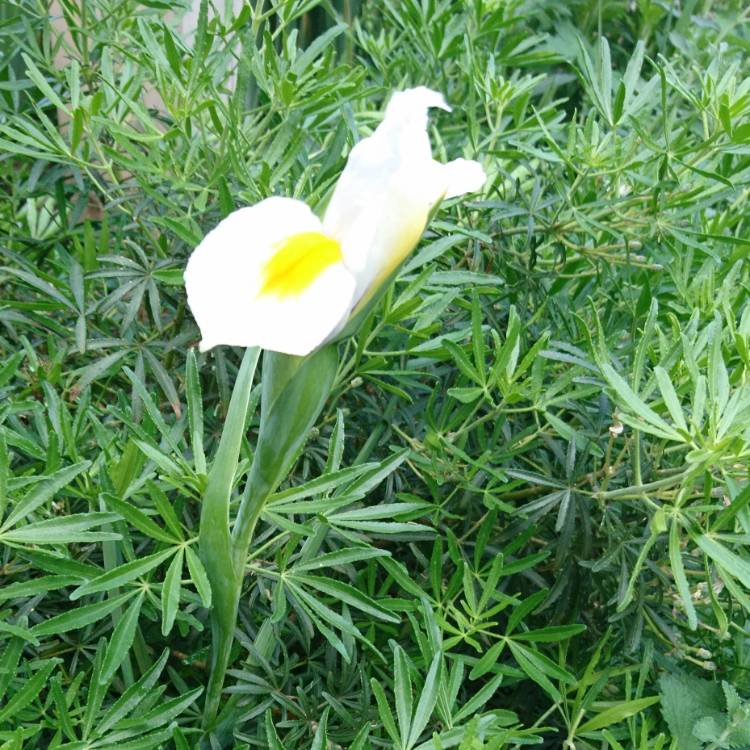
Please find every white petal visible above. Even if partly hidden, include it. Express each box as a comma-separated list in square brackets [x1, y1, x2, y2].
[442, 158, 487, 199]
[185, 197, 356, 356]
[323, 88, 484, 307]
[384, 86, 451, 128]
[239, 264, 356, 356]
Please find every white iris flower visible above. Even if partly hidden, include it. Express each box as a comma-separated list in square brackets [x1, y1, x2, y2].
[185, 87, 486, 356]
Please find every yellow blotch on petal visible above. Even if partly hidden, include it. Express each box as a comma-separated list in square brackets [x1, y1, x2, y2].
[260, 231, 343, 297]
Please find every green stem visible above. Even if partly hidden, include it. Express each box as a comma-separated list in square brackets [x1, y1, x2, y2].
[229, 347, 338, 576]
[201, 575, 242, 732]
[231, 478, 270, 575]
[199, 347, 260, 731]
[199, 345, 338, 743]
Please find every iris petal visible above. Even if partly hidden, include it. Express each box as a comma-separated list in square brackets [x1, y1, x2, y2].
[324, 87, 486, 310]
[185, 198, 356, 356]
[260, 232, 343, 298]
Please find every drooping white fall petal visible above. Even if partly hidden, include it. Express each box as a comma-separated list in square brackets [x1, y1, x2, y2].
[184, 197, 356, 356]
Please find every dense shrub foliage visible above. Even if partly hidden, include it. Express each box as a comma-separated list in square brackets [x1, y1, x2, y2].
[1, 1, 750, 748]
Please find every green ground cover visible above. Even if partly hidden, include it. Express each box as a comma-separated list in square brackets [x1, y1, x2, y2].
[2, 0, 750, 747]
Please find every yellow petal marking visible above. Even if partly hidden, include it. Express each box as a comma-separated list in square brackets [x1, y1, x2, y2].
[260, 231, 343, 297]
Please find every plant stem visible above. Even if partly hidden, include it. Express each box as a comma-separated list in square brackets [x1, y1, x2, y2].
[201, 574, 241, 731]
[199, 347, 260, 732]
[200, 345, 338, 741]
[231, 476, 270, 575]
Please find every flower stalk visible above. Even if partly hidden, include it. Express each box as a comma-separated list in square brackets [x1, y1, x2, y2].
[198, 346, 259, 730]
[199, 346, 338, 736]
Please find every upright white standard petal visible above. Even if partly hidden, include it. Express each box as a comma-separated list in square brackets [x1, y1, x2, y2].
[185, 197, 356, 356]
[323, 86, 486, 309]
[442, 158, 488, 199]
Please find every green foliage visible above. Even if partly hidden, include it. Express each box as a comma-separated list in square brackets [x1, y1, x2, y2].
[660, 673, 750, 750]
[1, 0, 750, 747]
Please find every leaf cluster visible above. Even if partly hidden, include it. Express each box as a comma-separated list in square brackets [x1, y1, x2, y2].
[1, 0, 750, 748]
